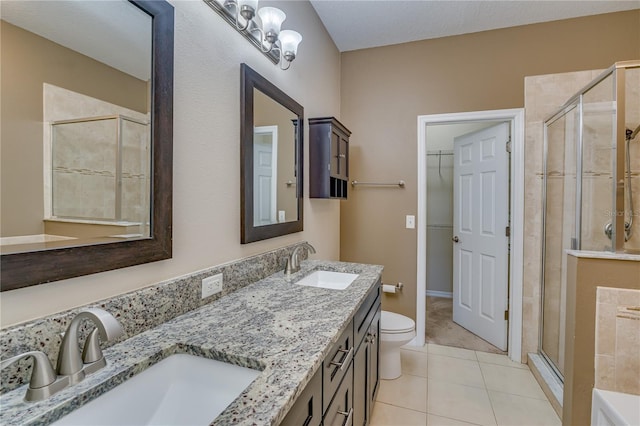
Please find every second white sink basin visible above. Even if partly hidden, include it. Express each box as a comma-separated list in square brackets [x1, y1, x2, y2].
[295, 271, 358, 290]
[53, 353, 260, 425]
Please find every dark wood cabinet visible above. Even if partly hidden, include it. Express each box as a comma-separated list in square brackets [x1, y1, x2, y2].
[279, 283, 380, 426]
[308, 117, 351, 199]
[353, 286, 381, 426]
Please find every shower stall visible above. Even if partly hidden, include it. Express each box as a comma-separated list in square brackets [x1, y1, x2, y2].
[50, 114, 151, 233]
[540, 61, 640, 379]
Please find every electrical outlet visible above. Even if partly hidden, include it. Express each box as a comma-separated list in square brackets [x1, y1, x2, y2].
[202, 273, 223, 299]
[406, 215, 415, 229]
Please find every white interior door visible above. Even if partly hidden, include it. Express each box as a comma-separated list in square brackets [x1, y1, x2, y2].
[452, 122, 510, 350]
[253, 126, 278, 226]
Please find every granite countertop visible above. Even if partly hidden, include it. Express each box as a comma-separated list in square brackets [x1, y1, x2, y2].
[1, 260, 383, 426]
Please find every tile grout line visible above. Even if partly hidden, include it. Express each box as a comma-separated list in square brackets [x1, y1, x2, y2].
[372, 400, 428, 415]
[477, 353, 501, 426]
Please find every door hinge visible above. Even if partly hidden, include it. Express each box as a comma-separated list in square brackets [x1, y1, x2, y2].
[505, 226, 510, 237]
[504, 310, 509, 321]
[506, 139, 512, 153]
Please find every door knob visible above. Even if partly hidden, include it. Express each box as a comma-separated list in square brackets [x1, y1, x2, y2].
[452, 236, 460, 243]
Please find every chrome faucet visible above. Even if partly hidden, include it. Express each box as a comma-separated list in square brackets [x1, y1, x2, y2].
[285, 242, 316, 275]
[1, 308, 123, 402]
[56, 308, 124, 385]
[0, 351, 69, 402]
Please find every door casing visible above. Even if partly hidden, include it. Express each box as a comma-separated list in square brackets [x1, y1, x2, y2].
[416, 109, 525, 363]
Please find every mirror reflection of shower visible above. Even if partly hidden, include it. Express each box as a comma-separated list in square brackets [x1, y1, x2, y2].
[604, 123, 640, 242]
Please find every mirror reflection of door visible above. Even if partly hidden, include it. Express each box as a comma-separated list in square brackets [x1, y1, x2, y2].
[253, 126, 278, 226]
[253, 88, 298, 225]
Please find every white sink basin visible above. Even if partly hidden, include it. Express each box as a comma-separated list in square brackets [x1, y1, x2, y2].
[53, 353, 260, 426]
[295, 271, 358, 290]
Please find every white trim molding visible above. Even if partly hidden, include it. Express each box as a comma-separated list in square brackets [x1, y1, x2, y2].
[416, 108, 525, 364]
[426, 290, 453, 298]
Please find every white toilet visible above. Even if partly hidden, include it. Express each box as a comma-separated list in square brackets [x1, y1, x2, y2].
[379, 310, 416, 380]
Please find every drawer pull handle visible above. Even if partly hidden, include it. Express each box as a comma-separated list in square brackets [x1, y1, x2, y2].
[329, 346, 353, 371]
[337, 407, 353, 426]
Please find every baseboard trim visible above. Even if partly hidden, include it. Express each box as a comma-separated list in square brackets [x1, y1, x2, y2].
[426, 290, 453, 298]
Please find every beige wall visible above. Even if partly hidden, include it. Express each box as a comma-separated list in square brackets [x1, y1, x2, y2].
[1, 21, 148, 238]
[1, 0, 342, 327]
[340, 10, 640, 321]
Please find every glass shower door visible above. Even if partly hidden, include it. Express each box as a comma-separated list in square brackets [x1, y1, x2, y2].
[541, 102, 580, 379]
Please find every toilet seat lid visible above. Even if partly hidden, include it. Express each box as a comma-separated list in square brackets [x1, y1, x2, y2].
[381, 311, 415, 333]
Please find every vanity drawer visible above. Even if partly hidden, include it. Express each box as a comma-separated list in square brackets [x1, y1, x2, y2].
[280, 367, 322, 426]
[323, 319, 354, 415]
[354, 279, 381, 349]
[323, 363, 354, 426]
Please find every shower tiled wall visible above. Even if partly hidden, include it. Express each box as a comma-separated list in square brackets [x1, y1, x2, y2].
[625, 67, 640, 253]
[44, 84, 149, 225]
[595, 287, 640, 395]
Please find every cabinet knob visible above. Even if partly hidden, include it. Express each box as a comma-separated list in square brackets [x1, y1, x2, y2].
[366, 332, 377, 344]
[452, 236, 460, 243]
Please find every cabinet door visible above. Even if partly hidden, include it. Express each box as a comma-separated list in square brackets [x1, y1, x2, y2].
[330, 130, 341, 178]
[338, 135, 349, 180]
[324, 364, 354, 426]
[368, 308, 381, 407]
[329, 130, 349, 180]
[280, 367, 322, 426]
[352, 341, 367, 426]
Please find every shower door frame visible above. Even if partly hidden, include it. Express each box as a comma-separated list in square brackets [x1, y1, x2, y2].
[540, 99, 581, 381]
[538, 60, 639, 381]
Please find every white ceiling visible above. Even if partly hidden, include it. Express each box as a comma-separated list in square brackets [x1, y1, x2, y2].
[309, 0, 640, 52]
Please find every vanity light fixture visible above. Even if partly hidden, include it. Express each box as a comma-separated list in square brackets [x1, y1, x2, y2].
[203, 0, 302, 70]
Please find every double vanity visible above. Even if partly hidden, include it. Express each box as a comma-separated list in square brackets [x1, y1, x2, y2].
[1, 259, 382, 425]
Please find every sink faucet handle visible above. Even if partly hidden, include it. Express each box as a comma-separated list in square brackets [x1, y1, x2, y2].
[1, 351, 57, 389]
[82, 328, 103, 364]
[0, 351, 70, 401]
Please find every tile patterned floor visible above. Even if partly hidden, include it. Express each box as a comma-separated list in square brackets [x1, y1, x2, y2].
[371, 344, 561, 426]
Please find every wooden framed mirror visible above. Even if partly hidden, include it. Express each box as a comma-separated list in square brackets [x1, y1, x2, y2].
[0, 0, 174, 291]
[240, 64, 303, 243]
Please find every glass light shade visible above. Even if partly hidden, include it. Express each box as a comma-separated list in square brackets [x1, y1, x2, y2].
[279, 30, 302, 59]
[258, 7, 286, 37]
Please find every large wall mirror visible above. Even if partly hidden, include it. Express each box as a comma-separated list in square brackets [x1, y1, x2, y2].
[241, 64, 303, 243]
[0, 0, 174, 291]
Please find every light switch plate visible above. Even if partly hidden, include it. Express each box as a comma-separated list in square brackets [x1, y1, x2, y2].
[406, 215, 415, 229]
[202, 273, 223, 299]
